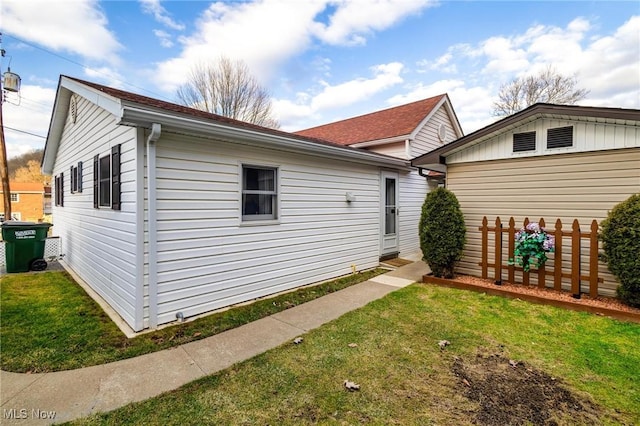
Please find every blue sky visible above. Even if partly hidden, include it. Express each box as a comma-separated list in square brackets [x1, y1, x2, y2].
[1, 0, 638, 159]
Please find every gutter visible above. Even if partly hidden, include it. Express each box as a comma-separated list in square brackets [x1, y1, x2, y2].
[119, 106, 412, 170]
[146, 123, 161, 329]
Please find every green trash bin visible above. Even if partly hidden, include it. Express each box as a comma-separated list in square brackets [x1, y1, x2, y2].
[2, 222, 53, 273]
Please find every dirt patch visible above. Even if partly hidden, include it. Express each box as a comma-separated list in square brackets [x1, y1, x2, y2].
[451, 351, 603, 425]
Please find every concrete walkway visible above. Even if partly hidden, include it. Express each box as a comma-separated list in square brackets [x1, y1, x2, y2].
[0, 262, 429, 425]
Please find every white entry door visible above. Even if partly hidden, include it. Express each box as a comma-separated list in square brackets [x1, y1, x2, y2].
[380, 171, 399, 257]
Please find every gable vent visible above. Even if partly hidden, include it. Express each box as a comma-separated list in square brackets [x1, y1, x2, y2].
[547, 126, 573, 149]
[513, 131, 536, 152]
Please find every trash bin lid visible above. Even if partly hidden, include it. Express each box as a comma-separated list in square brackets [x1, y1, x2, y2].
[1, 221, 52, 228]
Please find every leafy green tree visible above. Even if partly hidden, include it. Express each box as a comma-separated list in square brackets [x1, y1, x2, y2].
[419, 188, 466, 278]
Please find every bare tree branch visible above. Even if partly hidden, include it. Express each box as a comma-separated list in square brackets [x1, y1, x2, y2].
[492, 66, 589, 116]
[176, 57, 280, 129]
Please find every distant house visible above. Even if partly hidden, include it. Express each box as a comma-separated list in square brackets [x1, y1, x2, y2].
[41, 76, 461, 332]
[412, 103, 640, 296]
[0, 182, 45, 222]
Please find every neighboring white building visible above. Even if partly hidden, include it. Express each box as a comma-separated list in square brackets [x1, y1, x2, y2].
[413, 103, 640, 296]
[42, 76, 461, 332]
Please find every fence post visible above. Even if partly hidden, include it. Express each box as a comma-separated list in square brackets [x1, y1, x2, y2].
[590, 220, 599, 298]
[522, 218, 530, 286]
[508, 217, 515, 284]
[554, 219, 563, 291]
[538, 218, 546, 288]
[571, 219, 581, 298]
[480, 216, 488, 279]
[495, 217, 503, 284]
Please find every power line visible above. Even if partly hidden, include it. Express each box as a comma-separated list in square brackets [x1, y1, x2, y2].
[5, 33, 175, 102]
[3, 126, 46, 139]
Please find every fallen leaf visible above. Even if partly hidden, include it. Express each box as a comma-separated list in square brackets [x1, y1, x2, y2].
[344, 380, 360, 391]
[293, 337, 303, 345]
[193, 332, 202, 337]
[438, 340, 451, 350]
[462, 378, 471, 387]
[509, 359, 518, 368]
[348, 343, 358, 348]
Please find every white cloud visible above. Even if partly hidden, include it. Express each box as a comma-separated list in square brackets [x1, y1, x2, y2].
[3, 85, 55, 159]
[153, 29, 174, 48]
[275, 62, 404, 130]
[387, 80, 495, 134]
[83, 67, 125, 88]
[410, 15, 639, 133]
[1, 0, 121, 64]
[312, 0, 432, 46]
[140, 0, 185, 30]
[151, 0, 433, 95]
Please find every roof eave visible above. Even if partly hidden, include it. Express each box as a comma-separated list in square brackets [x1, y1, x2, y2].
[411, 103, 640, 167]
[42, 76, 123, 175]
[120, 105, 412, 170]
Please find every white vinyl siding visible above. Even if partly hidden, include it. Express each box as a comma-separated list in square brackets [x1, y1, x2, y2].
[398, 169, 431, 260]
[447, 118, 640, 164]
[51, 96, 140, 329]
[152, 132, 382, 326]
[446, 148, 640, 297]
[368, 141, 407, 159]
[411, 105, 456, 157]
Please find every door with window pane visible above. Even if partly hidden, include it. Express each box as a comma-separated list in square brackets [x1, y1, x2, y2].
[380, 171, 399, 256]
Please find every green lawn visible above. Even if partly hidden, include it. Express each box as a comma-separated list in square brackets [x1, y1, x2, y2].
[0, 269, 384, 372]
[72, 284, 640, 425]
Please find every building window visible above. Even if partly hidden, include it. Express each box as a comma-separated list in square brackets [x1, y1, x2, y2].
[10, 193, 19, 202]
[242, 165, 278, 221]
[94, 145, 121, 210]
[513, 131, 536, 152]
[70, 161, 83, 193]
[98, 155, 111, 207]
[547, 126, 573, 149]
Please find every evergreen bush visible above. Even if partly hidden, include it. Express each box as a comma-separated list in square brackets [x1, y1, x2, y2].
[600, 194, 640, 307]
[419, 188, 466, 278]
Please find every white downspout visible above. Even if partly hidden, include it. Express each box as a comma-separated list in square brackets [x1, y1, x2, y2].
[404, 139, 411, 159]
[147, 123, 161, 328]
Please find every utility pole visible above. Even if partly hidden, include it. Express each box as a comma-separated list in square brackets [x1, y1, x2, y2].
[0, 33, 20, 222]
[0, 83, 10, 221]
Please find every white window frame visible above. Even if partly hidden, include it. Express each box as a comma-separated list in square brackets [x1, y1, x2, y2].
[240, 164, 280, 225]
[10, 193, 19, 202]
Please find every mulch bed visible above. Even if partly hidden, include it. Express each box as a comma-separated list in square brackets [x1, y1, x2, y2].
[423, 274, 640, 323]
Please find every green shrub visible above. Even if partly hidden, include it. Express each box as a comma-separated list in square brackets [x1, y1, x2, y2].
[600, 194, 640, 307]
[419, 188, 466, 278]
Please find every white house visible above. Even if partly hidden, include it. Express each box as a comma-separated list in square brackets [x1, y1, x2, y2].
[412, 103, 640, 296]
[42, 76, 461, 332]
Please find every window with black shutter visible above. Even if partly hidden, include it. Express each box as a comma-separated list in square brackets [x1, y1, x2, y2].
[513, 131, 536, 152]
[94, 145, 121, 210]
[547, 126, 573, 149]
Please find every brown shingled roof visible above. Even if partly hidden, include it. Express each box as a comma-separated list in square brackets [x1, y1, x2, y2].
[294, 95, 446, 145]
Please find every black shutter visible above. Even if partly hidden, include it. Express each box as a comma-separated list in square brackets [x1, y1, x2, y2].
[54, 175, 59, 206]
[70, 165, 75, 194]
[77, 161, 83, 192]
[111, 144, 121, 210]
[60, 172, 64, 207]
[93, 155, 99, 208]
